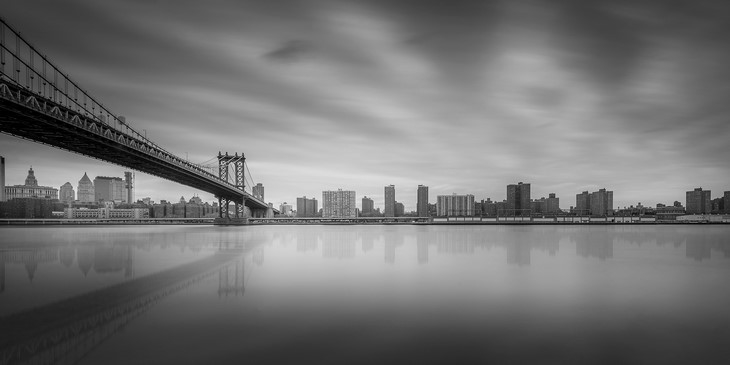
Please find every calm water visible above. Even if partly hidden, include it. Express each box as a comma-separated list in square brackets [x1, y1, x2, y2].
[1, 225, 729, 364]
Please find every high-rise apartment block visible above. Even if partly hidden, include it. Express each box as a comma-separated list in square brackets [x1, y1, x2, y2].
[576, 189, 613, 216]
[253, 183, 264, 201]
[94, 176, 125, 203]
[436, 194, 474, 217]
[575, 191, 590, 215]
[417, 185, 429, 217]
[322, 189, 356, 218]
[546, 193, 560, 213]
[77, 172, 95, 203]
[361, 196, 374, 215]
[59, 182, 75, 203]
[589, 188, 614, 216]
[506, 182, 531, 216]
[384, 185, 395, 217]
[296, 196, 318, 217]
[686, 188, 711, 214]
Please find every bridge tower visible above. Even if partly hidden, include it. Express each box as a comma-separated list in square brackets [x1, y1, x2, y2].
[217, 152, 245, 218]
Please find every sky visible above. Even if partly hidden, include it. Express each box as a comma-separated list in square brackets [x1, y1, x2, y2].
[1, 0, 729, 211]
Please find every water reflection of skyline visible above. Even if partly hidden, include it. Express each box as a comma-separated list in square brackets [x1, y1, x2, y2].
[0, 250, 250, 365]
[280, 226, 730, 266]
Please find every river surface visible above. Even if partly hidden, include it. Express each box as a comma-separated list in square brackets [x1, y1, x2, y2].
[1, 225, 729, 364]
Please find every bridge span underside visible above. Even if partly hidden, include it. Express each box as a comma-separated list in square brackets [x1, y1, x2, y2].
[0, 81, 270, 214]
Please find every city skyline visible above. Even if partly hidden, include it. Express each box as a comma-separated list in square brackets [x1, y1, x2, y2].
[1, 1, 729, 210]
[1, 161, 729, 213]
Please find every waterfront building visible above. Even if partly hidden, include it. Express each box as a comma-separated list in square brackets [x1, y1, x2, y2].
[384, 185, 395, 217]
[94, 176, 125, 203]
[436, 194, 475, 217]
[395, 202, 405, 217]
[64, 207, 149, 219]
[686, 188, 711, 214]
[279, 202, 293, 217]
[4, 167, 59, 200]
[725, 191, 730, 214]
[124, 171, 134, 205]
[60, 182, 75, 203]
[77, 173, 95, 203]
[296, 196, 318, 217]
[0, 156, 5, 202]
[575, 191, 590, 215]
[506, 182, 530, 216]
[417, 185, 429, 217]
[546, 193, 560, 214]
[322, 189, 356, 218]
[531, 198, 546, 214]
[361, 196, 374, 215]
[589, 188, 614, 216]
[253, 183, 264, 201]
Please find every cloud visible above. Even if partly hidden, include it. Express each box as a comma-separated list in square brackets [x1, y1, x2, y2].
[1, 0, 729, 210]
[263, 40, 314, 63]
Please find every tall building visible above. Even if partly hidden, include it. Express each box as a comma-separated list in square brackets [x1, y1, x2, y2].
[436, 194, 475, 217]
[4, 167, 58, 200]
[59, 182, 75, 203]
[575, 191, 590, 215]
[124, 171, 134, 204]
[506, 182, 530, 216]
[546, 193, 560, 214]
[417, 185, 429, 217]
[296, 196, 318, 217]
[0, 156, 5, 202]
[77, 172, 95, 203]
[361, 196, 374, 215]
[384, 185, 395, 217]
[279, 202, 293, 216]
[253, 183, 264, 201]
[94, 176, 125, 203]
[725, 191, 730, 214]
[589, 188, 614, 216]
[686, 188, 711, 214]
[322, 189, 356, 218]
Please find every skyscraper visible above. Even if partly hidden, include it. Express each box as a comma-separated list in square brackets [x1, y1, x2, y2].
[436, 194, 475, 217]
[575, 191, 590, 215]
[686, 188, 711, 214]
[384, 185, 395, 217]
[589, 188, 613, 216]
[253, 183, 264, 201]
[322, 189, 356, 218]
[417, 185, 429, 217]
[361, 196, 374, 215]
[94, 176, 125, 203]
[77, 173, 95, 203]
[296, 196, 318, 217]
[506, 182, 530, 216]
[60, 182, 75, 203]
[124, 171, 134, 204]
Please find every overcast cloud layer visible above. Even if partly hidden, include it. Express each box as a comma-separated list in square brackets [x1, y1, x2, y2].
[1, 0, 729, 210]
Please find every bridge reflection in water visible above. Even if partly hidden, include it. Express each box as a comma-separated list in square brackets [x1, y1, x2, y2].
[0, 241, 259, 365]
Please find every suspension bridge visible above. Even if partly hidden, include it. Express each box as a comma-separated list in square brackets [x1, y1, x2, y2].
[0, 18, 275, 220]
